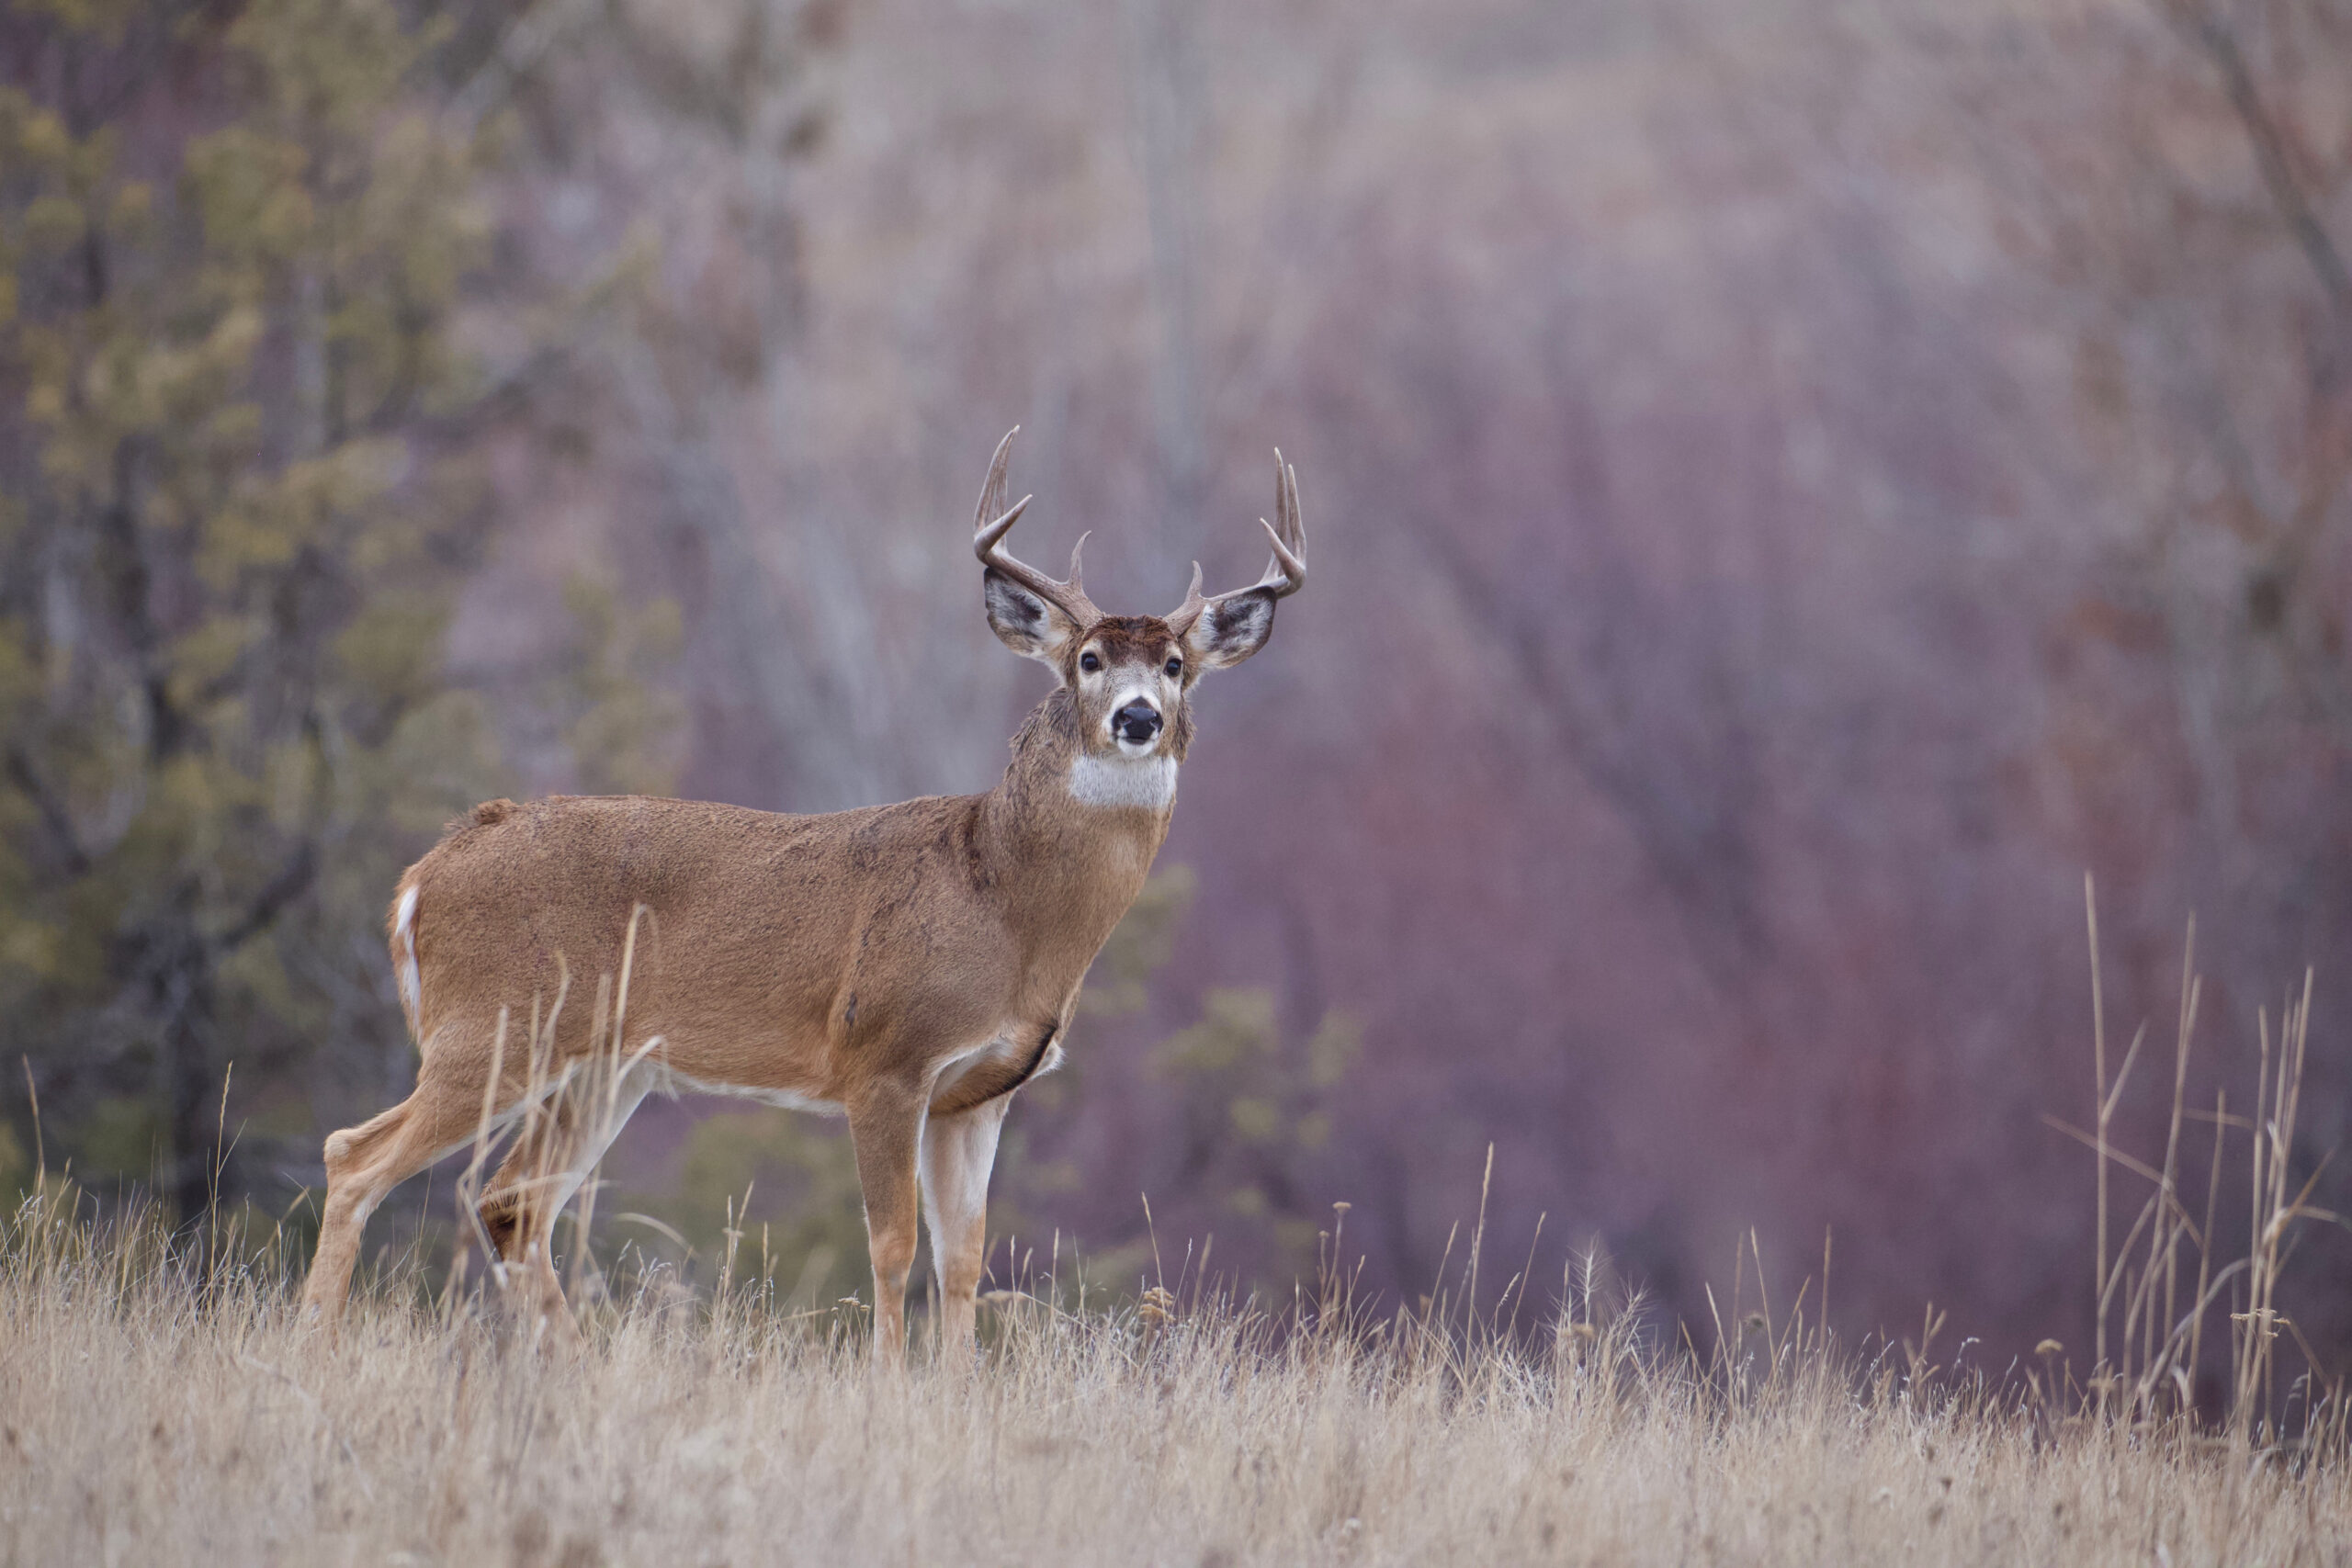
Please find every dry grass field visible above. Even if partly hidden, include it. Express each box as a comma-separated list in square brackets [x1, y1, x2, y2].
[4, 1190, 2347, 1568]
[7, 920, 2346, 1566]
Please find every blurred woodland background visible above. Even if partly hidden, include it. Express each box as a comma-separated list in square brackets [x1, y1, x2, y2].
[5, 0, 2352, 1368]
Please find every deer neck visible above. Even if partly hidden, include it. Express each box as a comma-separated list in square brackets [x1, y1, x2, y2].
[979, 689, 1173, 930]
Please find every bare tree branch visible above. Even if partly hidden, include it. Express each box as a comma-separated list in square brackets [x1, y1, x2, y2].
[218, 842, 319, 955]
[4, 745, 92, 876]
[2168, 1, 2352, 343]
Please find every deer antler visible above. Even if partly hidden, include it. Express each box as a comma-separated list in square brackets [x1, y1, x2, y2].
[1166, 450, 1307, 635]
[973, 428, 1101, 628]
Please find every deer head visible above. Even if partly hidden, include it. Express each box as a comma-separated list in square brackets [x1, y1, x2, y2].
[974, 427, 1306, 767]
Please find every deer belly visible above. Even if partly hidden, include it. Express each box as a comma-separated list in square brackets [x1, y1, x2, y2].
[652, 1066, 846, 1117]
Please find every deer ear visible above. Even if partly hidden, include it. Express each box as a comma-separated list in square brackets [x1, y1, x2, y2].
[1182, 591, 1277, 671]
[985, 570, 1082, 667]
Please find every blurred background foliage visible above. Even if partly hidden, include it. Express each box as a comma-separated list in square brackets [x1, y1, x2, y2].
[0, 0, 676, 1222]
[0, 0, 510, 1222]
[5, 0, 2352, 1357]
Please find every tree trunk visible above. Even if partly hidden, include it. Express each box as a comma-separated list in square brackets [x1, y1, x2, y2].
[159, 936, 223, 1226]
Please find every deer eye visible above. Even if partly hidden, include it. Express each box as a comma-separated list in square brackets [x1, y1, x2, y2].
[1164, 658, 1182, 678]
[1080, 651, 1101, 672]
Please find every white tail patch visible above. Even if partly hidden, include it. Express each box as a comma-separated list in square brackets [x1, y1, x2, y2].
[393, 886, 422, 1025]
[1069, 753, 1178, 811]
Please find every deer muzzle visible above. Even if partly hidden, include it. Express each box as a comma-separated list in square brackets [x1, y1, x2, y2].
[1113, 700, 1164, 748]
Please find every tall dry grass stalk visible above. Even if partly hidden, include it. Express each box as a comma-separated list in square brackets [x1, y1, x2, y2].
[2059, 880, 2349, 1449]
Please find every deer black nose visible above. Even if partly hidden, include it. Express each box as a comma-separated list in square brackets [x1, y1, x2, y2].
[1114, 702, 1163, 744]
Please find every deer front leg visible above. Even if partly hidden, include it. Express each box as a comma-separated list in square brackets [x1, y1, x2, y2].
[920, 1096, 1010, 1364]
[848, 1085, 925, 1369]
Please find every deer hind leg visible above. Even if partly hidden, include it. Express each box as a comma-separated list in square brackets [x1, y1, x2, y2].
[919, 1097, 1010, 1364]
[475, 1069, 652, 1346]
[849, 1085, 927, 1370]
[301, 1044, 498, 1331]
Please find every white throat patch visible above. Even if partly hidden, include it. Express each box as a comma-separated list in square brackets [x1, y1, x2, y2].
[1069, 752, 1179, 811]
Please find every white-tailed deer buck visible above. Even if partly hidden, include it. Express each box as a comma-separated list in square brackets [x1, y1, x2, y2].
[300, 430, 1306, 1362]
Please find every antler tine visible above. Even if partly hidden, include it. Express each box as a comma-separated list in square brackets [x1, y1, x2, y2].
[1166, 559, 1208, 636]
[1250, 451, 1306, 598]
[971, 428, 1101, 626]
[974, 427, 1012, 533]
[1229, 452, 1306, 600]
